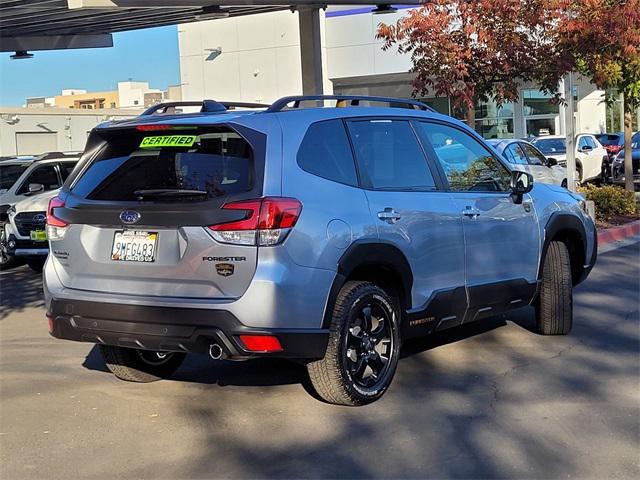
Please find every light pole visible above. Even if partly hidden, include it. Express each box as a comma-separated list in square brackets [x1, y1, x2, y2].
[563, 72, 577, 192]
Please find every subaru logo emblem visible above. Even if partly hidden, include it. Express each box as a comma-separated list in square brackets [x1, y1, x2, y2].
[33, 214, 46, 222]
[120, 210, 141, 224]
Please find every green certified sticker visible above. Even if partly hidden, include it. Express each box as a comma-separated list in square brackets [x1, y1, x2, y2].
[139, 135, 196, 149]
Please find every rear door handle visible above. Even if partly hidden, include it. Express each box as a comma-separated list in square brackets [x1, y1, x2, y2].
[377, 208, 401, 224]
[462, 206, 481, 218]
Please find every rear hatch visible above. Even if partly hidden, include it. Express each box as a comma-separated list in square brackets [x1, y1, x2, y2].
[50, 123, 266, 299]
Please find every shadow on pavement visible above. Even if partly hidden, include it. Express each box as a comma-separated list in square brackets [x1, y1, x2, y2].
[0, 264, 44, 319]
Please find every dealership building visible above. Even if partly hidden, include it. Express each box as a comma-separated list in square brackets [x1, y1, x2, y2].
[179, 6, 621, 139]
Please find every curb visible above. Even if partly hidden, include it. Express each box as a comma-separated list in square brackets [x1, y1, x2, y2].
[597, 220, 640, 246]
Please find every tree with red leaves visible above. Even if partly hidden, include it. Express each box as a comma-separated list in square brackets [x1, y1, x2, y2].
[540, 0, 640, 192]
[376, 0, 559, 127]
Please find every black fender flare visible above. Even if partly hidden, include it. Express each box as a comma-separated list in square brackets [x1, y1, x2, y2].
[539, 212, 592, 283]
[322, 241, 413, 328]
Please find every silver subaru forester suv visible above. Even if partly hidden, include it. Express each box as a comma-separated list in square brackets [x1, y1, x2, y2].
[44, 96, 596, 406]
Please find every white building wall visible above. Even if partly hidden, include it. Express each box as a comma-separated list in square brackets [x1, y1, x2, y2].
[178, 8, 608, 135]
[324, 9, 411, 79]
[117, 81, 161, 108]
[179, 10, 307, 104]
[0, 108, 140, 156]
[575, 76, 607, 134]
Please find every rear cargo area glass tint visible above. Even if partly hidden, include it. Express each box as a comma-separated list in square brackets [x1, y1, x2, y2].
[71, 127, 254, 202]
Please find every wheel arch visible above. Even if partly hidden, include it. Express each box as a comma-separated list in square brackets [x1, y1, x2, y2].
[541, 212, 589, 286]
[322, 241, 413, 329]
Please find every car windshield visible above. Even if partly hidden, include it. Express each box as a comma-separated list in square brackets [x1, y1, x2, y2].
[532, 138, 566, 154]
[596, 134, 622, 146]
[0, 164, 28, 191]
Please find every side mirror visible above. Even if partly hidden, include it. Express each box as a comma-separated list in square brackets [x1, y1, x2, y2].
[510, 171, 533, 199]
[580, 145, 593, 153]
[26, 183, 44, 195]
[546, 157, 558, 167]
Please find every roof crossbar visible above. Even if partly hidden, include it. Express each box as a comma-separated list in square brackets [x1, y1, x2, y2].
[265, 95, 435, 113]
[141, 100, 270, 116]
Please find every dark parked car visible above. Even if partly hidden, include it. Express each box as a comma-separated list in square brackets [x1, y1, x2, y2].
[611, 132, 640, 189]
[596, 132, 625, 182]
[595, 132, 625, 159]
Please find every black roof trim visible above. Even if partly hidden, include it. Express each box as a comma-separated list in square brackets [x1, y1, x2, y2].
[266, 95, 435, 113]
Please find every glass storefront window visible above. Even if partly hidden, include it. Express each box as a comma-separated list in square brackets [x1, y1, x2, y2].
[475, 99, 514, 119]
[526, 118, 557, 137]
[475, 118, 514, 139]
[523, 90, 560, 116]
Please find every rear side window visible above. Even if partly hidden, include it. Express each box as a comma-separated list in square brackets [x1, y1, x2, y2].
[347, 120, 436, 190]
[297, 120, 358, 186]
[72, 127, 254, 202]
[0, 164, 28, 190]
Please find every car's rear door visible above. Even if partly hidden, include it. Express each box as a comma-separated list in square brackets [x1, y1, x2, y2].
[345, 118, 467, 332]
[49, 123, 267, 300]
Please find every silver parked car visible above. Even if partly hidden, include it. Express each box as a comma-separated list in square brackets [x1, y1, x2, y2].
[487, 139, 568, 187]
[44, 96, 596, 405]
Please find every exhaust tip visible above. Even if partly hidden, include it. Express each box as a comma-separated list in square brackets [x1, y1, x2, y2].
[209, 343, 224, 360]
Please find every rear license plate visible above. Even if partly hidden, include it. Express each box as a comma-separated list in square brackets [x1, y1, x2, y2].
[30, 230, 47, 242]
[111, 230, 158, 262]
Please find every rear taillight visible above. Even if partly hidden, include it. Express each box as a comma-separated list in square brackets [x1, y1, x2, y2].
[46, 196, 68, 240]
[238, 335, 283, 353]
[208, 197, 302, 246]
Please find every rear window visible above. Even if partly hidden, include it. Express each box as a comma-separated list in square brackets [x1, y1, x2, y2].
[0, 164, 28, 191]
[72, 127, 255, 202]
[596, 134, 622, 146]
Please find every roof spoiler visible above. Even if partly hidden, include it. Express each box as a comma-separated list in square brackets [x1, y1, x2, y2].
[265, 95, 435, 113]
[141, 100, 270, 116]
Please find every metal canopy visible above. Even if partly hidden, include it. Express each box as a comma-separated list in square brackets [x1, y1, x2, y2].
[0, 1, 421, 51]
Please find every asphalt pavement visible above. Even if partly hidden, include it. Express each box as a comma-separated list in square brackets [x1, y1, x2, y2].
[1, 242, 638, 479]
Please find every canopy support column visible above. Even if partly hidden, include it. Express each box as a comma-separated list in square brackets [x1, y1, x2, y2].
[298, 6, 324, 95]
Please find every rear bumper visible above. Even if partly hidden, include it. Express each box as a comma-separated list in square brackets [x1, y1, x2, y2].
[47, 298, 329, 360]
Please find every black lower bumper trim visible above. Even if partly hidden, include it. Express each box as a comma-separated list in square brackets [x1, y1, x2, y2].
[6, 234, 48, 256]
[48, 298, 329, 360]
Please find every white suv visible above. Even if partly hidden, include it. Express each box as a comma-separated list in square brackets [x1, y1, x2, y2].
[531, 134, 607, 183]
[0, 153, 80, 269]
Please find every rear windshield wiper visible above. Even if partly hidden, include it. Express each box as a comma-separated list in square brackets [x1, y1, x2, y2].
[133, 189, 208, 200]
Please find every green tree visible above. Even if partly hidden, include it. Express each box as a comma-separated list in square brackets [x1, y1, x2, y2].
[376, 0, 558, 127]
[537, 0, 640, 192]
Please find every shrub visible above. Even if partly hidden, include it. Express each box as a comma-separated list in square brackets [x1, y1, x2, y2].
[578, 184, 637, 221]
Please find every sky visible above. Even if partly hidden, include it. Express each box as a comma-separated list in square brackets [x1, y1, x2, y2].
[0, 25, 180, 106]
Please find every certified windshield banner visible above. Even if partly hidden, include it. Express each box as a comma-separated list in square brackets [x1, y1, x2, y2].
[139, 135, 196, 148]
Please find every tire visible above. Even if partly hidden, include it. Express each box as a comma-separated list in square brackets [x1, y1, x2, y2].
[536, 241, 573, 335]
[0, 227, 20, 271]
[100, 345, 186, 383]
[27, 257, 46, 273]
[307, 281, 401, 406]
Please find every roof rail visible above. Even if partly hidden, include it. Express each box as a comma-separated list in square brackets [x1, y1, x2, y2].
[34, 151, 82, 161]
[265, 95, 435, 113]
[141, 100, 270, 116]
